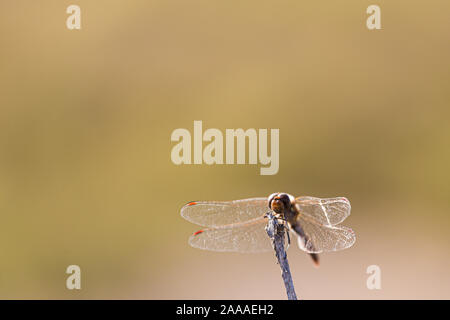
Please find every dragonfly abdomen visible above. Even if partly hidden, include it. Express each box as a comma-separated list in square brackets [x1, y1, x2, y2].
[291, 223, 320, 266]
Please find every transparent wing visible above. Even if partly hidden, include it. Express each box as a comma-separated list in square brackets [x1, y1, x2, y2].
[189, 217, 286, 253]
[294, 215, 356, 253]
[181, 198, 268, 228]
[295, 196, 351, 226]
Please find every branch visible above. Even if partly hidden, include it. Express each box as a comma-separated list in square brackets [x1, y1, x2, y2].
[265, 212, 298, 300]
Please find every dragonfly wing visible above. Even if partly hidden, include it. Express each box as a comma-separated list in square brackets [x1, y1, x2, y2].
[189, 217, 286, 253]
[295, 196, 351, 226]
[181, 198, 268, 227]
[293, 215, 356, 253]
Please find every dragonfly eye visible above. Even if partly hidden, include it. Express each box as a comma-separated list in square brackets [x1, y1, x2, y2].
[287, 194, 295, 204]
[280, 193, 296, 208]
[267, 192, 279, 208]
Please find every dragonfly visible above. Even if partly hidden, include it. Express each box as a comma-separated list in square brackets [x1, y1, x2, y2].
[181, 193, 356, 266]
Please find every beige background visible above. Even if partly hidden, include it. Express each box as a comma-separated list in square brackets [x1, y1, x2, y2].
[0, 0, 449, 299]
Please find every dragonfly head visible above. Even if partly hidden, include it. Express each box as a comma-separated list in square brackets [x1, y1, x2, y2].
[268, 193, 295, 213]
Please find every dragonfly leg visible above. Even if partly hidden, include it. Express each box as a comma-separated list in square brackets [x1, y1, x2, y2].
[282, 219, 291, 250]
[266, 211, 287, 224]
[285, 227, 291, 250]
[275, 214, 288, 223]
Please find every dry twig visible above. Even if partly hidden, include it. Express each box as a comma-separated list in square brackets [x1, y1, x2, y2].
[265, 212, 298, 300]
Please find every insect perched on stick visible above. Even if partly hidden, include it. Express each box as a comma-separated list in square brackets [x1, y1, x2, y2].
[181, 192, 356, 298]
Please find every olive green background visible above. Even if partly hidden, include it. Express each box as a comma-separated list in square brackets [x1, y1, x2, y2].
[0, 1, 449, 299]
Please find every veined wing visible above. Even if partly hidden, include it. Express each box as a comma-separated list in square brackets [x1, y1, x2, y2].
[295, 196, 351, 226]
[294, 214, 356, 253]
[189, 217, 286, 253]
[181, 198, 267, 228]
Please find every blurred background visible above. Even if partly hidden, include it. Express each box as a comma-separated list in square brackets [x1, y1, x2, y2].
[0, 0, 449, 299]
